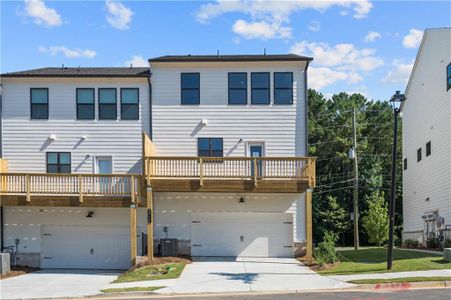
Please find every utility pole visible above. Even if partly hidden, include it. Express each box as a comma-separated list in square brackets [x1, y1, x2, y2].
[351, 108, 360, 250]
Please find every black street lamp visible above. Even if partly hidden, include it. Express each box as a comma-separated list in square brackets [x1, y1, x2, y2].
[387, 90, 406, 270]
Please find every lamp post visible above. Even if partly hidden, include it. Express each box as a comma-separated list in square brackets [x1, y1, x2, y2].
[387, 90, 406, 270]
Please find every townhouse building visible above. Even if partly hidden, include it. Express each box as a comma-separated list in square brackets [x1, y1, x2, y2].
[0, 54, 316, 269]
[402, 28, 451, 243]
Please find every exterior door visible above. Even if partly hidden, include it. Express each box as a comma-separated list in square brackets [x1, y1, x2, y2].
[95, 156, 112, 194]
[249, 144, 263, 177]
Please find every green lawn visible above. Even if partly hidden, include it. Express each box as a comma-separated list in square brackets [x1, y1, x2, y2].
[349, 277, 451, 284]
[101, 286, 164, 293]
[113, 263, 186, 283]
[318, 248, 451, 275]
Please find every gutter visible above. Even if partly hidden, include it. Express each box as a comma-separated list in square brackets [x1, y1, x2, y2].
[304, 61, 310, 156]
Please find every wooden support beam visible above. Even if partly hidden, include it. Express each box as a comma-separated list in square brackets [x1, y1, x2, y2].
[199, 158, 204, 187]
[78, 175, 83, 203]
[305, 189, 313, 261]
[130, 176, 135, 203]
[130, 202, 137, 266]
[146, 186, 154, 262]
[253, 158, 258, 187]
[26, 174, 31, 202]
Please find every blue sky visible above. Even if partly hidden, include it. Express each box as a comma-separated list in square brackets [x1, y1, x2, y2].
[1, 0, 450, 100]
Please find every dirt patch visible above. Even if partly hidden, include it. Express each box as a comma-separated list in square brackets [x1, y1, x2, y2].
[0, 266, 40, 280]
[296, 257, 340, 271]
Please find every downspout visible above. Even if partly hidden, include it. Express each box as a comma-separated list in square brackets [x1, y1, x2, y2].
[304, 61, 310, 156]
[147, 74, 152, 140]
[1, 206, 4, 251]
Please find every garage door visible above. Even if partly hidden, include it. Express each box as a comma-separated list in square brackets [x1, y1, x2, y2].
[191, 212, 293, 257]
[41, 225, 130, 269]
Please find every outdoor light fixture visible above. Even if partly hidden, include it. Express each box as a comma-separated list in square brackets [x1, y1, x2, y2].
[200, 119, 208, 126]
[387, 90, 406, 271]
[239, 197, 245, 203]
[86, 211, 94, 218]
[48, 134, 56, 141]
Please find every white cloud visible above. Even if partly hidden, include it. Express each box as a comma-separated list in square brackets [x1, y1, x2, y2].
[364, 31, 381, 42]
[123, 55, 148, 67]
[290, 40, 383, 90]
[403, 29, 423, 48]
[232, 19, 291, 39]
[382, 60, 414, 84]
[105, 0, 133, 30]
[38, 46, 96, 58]
[23, 0, 62, 27]
[196, 0, 372, 39]
[308, 21, 320, 32]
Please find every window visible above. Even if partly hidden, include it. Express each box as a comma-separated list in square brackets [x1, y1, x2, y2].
[447, 63, 451, 91]
[417, 148, 422, 162]
[121, 88, 139, 120]
[198, 138, 223, 157]
[99, 88, 117, 120]
[47, 152, 71, 173]
[403, 158, 408, 171]
[76, 88, 95, 120]
[274, 72, 293, 105]
[228, 73, 247, 105]
[181, 73, 200, 105]
[30, 88, 48, 119]
[426, 141, 431, 156]
[251, 72, 270, 105]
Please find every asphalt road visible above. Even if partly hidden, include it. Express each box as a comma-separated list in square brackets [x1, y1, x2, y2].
[97, 288, 451, 300]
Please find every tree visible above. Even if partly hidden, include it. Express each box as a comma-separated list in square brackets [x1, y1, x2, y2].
[362, 192, 389, 246]
[314, 195, 348, 242]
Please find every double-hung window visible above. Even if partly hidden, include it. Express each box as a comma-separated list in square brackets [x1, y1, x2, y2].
[47, 152, 71, 173]
[198, 138, 223, 157]
[251, 72, 270, 105]
[76, 88, 95, 120]
[417, 148, 422, 162]
[99, 88, 117, 120]
[181, 73, 200, 105]
[30, 88, 49, 119]
[121, 88, 139, 120]
[228, 73, 247, 105]
[447, 63, 451, 91]
[426, 141, 431, 156]
[274, 72, 293, 105]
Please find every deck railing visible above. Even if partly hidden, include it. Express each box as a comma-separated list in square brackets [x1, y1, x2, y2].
[144, 156, 316, 187]
[0, 173, 140, 202]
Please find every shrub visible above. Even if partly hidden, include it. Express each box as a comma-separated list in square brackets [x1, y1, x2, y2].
[426, 236, 441, 249]
[444, 239, 451, 248]
[315, 231, 338, 265]
[403, 239, 420, 248]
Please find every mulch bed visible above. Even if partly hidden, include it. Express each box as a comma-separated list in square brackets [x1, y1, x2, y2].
[0, 266, 40, 280]
[296, 256, 340, 271]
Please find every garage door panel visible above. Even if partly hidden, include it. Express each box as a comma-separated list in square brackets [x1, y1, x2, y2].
[191, 213, 293, 257]
[41, 226, 129, 269]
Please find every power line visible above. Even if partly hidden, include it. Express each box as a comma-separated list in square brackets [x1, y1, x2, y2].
[313, 186, 352, 194]
[309, 139, 350, 146]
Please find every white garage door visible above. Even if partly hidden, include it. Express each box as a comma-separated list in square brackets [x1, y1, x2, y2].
[191, 212, 293, 257]
[41, 225, 130, 269]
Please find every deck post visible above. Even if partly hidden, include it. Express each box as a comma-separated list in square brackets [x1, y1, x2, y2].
[199, 158, 204, 186]
[130, 202, 137, 266]
[78, 175, 83, 203]
[253, 158, 258, 186]
[146, 186, 154, 262]
[26, 174, 31, 202]
[305, 188, 313, 261]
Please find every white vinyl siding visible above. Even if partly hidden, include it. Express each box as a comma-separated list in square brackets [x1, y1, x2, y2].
[1, 77, 149, 174]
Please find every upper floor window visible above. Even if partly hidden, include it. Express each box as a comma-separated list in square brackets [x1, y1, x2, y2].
[274, 72, 293, 105]
[198, 138, 223, 157]
[417, 148, 422, 162]
[181, 73, 200, 105]
[403, 158, 407, 171]
[121, 88, 139, 120]
[99, 88, 117, 120]
[47, 152, 71, 173]
[251, 72, 270, 105]
[426, 141, 431, 156]
[228, 73, 247, 105]
[30, 88, 48, 119]
[76, 88, 95, 120]
[447, 63, 451, 91]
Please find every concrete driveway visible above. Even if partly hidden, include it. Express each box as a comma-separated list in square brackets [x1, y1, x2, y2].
[0, 269, 120, 299]
[154, 257, 353, 294]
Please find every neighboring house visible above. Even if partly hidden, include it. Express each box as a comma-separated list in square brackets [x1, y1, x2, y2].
[0, 54, 316, 270]
[402, 28, 451, 244]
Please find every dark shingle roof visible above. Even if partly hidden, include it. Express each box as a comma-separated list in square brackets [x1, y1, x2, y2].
[1, 67, 150, 78]
[149, 54, 313, 63]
